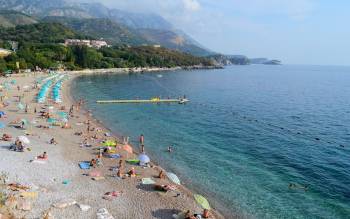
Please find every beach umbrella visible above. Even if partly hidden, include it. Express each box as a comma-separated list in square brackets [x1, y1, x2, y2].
[21, 119, 28, 125]
[47, 118, 56, 123]
[0, 122, 5, 128]
[123, 144, 133, 154]
[138, 153, 150, 165]
[166, 172, 181, 185]
[17, 136, 30, 144]
[17, 103, 24, 110]
[194, 194, 211, 210]
[57, 111, 67, 117]
[102, 140, 117, 147]
[0, 111, 5, 116]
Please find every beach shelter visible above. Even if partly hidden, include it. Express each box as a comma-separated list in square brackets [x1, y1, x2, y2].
[138, 153, 150, 166]
[166, 172, 181, 185]
[194, 194, 211, 210]
[17, 136, 30, 144]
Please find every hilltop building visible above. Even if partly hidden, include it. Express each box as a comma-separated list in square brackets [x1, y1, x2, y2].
[64, 39, 108, 49]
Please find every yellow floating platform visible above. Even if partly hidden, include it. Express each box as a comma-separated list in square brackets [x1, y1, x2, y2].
[96, 99, 189, 104]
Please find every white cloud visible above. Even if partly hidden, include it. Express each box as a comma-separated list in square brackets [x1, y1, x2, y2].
[182, 0, 201, 11]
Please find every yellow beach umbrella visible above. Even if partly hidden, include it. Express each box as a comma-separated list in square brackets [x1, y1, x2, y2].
[194, 194, 211, 210]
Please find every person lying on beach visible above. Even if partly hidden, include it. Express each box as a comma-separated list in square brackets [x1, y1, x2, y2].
[90, 159, 97, 168]
[74, 131, 83, 136]
[128, 167, 136, 177]
[62, 122, 71, 129]
[19, 121, 25, 129]
[49, 138, 57, 145]
[37, 152, 48, 160]
[202, 209, 210, 218]
[91, 134, 98, 140]
[118, 160, 124, 169]
[158, 170, 165, 179]
[117, 169, 124, 178]
[13, 140, 24, 152]
[1, 133, 12, 141]
[154, 184, 176, 192]
[102, 191, 123, 200]
[37, 125, 49, 129]
[185, 210, 197, 219]
[81, 138, 92, 147]
[96, 156, 103, 166]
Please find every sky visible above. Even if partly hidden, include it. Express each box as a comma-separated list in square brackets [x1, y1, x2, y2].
[82, 0, 350, 65]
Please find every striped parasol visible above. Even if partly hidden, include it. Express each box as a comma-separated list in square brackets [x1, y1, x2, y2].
[194, 194, 211, 210]
[166, 172, 181, 185]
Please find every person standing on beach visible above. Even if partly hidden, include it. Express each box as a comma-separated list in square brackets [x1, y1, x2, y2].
[69, 105, 74, 115]
[139, 134, 145, 152]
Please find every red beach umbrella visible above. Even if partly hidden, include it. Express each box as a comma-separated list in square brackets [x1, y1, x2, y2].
[123, 144, 133, 154]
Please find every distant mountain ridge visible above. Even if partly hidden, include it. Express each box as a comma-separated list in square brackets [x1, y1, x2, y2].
[42, 16, 147, 45]
[209, 54, 282, 66]
[0, 10, 37, 28]
[0, 0, 213, 56]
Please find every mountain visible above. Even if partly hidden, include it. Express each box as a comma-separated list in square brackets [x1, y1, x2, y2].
[42, 16, 147, 45]
[0, 10, 38, 28]
[0, 0, 212, 56]
[135, 29, 213, 56]
[250, 58, 281, 65]
[209, 54, 250, 65]
[0, 22, 87, 43]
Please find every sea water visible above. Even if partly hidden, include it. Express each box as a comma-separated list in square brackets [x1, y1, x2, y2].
[72, 65, 350, 219]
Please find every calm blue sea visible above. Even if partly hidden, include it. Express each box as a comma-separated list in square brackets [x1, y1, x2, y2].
[72, 65, 350, 219]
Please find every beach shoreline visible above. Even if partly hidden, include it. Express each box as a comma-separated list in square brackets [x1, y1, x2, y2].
[0, 71, 226, 219]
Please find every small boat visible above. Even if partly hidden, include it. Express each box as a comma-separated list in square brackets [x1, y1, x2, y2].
[179, 98, 189, 104]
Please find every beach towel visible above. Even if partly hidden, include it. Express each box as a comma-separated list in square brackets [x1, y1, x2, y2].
[20, 192, 38, 199]
[31, 160, 46, 164]
[142, 178, 155, 185]
[126, 159, 140, 164]
[107, 154, 121, 159]
[79, 162, 90, 169]
[92, 176, 105, 181]
[89, 171, 101, 177]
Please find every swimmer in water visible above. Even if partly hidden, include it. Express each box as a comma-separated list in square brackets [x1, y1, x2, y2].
[167, 146, 172, 153]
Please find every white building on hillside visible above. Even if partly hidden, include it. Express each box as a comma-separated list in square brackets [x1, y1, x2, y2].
[64, 39, 108, 49]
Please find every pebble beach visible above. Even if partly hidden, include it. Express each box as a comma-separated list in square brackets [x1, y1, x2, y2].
[0, 72, 224, 219]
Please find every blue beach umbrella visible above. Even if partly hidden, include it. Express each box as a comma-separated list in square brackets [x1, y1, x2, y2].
[47, 118, 57, 123]
[138, 153, 150, 166]
[0, 111, 5, 116]
[0, 122, 6, 128]
[57, 112, 67, 118]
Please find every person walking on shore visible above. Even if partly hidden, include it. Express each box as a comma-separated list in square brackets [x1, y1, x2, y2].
[139, 134, 145, 152]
